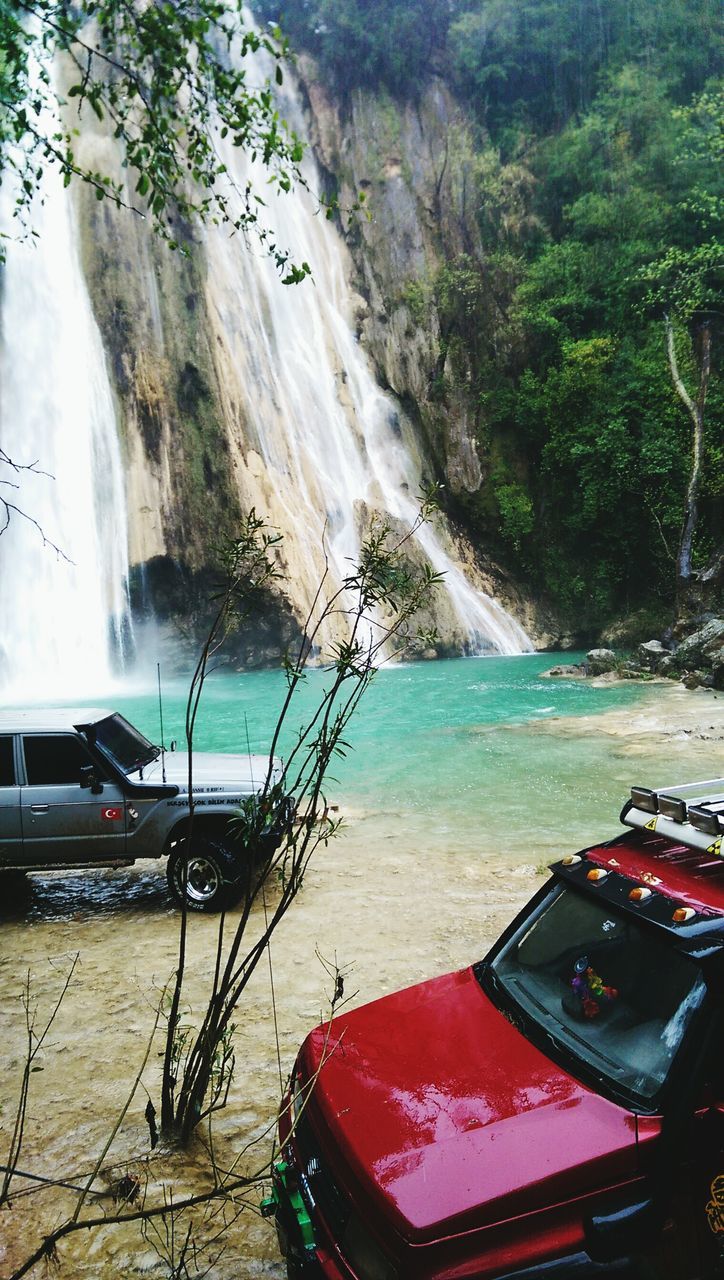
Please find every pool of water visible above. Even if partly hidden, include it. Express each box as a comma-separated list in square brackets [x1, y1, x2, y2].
[86, 653, 662, 857]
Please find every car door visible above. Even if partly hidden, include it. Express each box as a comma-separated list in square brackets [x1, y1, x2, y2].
[0, 735, 22, 861]
[19, 733, 127, 864]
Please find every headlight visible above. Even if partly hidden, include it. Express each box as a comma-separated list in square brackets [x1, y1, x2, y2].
[292, 1074, 307, 1122]
[342, 1214, 398, 1280]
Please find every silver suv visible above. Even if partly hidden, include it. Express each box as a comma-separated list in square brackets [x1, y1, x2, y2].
[0, 708, 288, 911]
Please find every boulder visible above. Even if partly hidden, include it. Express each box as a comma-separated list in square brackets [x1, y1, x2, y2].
[586, 648, 617, 675]
[636, 639, 668, 672]
[674, 619, 724, 669]
[540, 663, 585, 678]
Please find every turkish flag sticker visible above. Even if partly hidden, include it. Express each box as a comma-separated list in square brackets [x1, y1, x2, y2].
[102, 807, 123, 821]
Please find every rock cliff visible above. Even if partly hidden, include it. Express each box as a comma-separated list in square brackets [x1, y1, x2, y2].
[73, 62, 542, 664]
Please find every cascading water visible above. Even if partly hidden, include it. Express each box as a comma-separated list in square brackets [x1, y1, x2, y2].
[0, 57, 131, 703]
[205, 25, 532, 656]
[0, 23, 530, 693]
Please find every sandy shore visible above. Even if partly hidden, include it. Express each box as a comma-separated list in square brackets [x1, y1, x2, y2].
[525, 680, 724, 761]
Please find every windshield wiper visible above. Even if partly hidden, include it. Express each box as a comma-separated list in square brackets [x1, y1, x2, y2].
[481, 965, 569, 1063]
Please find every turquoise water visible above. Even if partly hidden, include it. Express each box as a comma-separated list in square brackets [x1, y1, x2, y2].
[91, 653, 670, 858]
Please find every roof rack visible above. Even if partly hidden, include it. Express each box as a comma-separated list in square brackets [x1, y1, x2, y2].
[623, 778, 724, 855]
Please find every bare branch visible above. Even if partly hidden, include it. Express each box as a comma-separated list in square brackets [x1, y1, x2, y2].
[1, 956, 79, 1207]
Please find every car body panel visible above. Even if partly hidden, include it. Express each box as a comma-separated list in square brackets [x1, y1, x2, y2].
[19, 778, 129, 863]
[300, 967, 637, 1243]
[0, 785, 22, 855]
[140, 751, 272, 791]
[585, 837, 724, 917]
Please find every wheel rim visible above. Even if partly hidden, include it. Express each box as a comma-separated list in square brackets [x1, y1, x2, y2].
[182, 855, 221, 903]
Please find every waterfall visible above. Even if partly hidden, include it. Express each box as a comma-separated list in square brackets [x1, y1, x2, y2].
[205, 27, 532, 656]
[0, 58, 131, 703]
[0, 24, 530, 693]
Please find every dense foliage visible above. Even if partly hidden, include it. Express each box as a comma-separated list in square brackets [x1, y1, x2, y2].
[254, 0, 452, 96]
[258, 0, 722, 628]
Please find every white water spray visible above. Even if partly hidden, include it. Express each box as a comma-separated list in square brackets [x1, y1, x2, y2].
[0, 61, 131, 703]
[206, 27, 532, 655]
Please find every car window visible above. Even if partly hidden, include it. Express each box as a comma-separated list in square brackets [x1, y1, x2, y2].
[0, 737, 15, 786]
[22, 735, 95, 786]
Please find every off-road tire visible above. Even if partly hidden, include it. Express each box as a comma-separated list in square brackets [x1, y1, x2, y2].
[166, 837, 242, 913]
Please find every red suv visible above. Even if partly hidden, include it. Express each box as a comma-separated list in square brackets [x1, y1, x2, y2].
[266, 779, 724, 1279]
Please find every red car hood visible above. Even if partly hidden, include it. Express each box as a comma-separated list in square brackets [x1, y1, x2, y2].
[300, 967, 638, 1242]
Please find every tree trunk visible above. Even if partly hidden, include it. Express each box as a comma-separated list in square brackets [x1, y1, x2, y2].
[665, 315, 711, 604]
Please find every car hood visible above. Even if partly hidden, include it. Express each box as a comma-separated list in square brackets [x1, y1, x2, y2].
[139, 751, 279, 794]
[300, 967, 638, 1242]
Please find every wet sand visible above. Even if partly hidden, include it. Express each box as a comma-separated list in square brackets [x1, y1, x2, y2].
[0, 681, 721, 1278]
[526, 680, 724, 756]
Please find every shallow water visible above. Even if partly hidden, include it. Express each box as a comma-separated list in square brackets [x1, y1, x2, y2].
[0, 658, 720, 1277]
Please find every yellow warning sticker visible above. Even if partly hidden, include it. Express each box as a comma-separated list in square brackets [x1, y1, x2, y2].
[644, 817, 658, 831]
[707, 837, 723, 858]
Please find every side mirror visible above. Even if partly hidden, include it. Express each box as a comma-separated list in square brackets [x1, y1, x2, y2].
[585, 1197, 661, 1263]
[80, 764, 104, 795]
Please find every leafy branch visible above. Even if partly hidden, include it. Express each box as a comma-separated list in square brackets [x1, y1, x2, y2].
[1, 0, 310, 275]
[160, 499, 443, 1144]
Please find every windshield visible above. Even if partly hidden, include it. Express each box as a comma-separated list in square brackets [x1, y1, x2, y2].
[490, 884, 705, 1108]
[89, 714, 159, 775]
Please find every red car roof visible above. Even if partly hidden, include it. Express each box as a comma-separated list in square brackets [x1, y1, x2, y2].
[587, 831, 724, 917]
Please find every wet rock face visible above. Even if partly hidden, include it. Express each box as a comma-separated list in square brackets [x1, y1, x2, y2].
[540, 619, 724, 689]
[623, 623, 723, 689]
[77, 182, 241, 574]
[129, 555, 303, 671]
[540, 663, 585, 678]
[301, 66, 485, 500]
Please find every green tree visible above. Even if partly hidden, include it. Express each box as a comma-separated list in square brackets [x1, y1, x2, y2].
[448, 0, 722, 140]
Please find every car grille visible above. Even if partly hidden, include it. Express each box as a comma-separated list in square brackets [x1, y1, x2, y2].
[294, 1110, 351, 1244]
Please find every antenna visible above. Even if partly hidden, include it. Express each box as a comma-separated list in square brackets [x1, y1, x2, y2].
[244, 711, 258, 817]
[157, 662, 167, 784]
